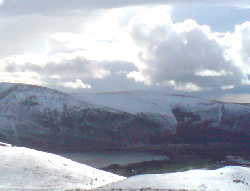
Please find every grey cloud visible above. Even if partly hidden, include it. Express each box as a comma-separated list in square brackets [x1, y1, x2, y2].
[5, 57, 109, 79]
[100, 61, 136, 74]
[3, 57, 137, 91]
[0, 14, 92, 58]
[5, 64, 17, 72]
[49, 60, 138, 93]
[1, 0, 250, 17]
[60, 74, 147, 93]
[45, 59, 102, 79]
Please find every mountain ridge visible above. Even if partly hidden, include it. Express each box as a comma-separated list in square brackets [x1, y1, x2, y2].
[0, 82, 250, 151]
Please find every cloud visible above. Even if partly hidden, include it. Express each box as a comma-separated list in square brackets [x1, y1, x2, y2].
[225, 22, 250, 67]
[0, 52, 137, 91]
[219, 21, 250, 81]
[61, 79, 91, 89]
[2, 56, 111, 79]
[237, 22, 250, 65]
[50, 31, 139, 62]
[126, 7, 249, 91]
[50, 75, 60, 79]
[0, 14, 95, 58]
[1, 4, 250, 94]
[45, 58, 111, 79]
[0, 72, 43, 86]
[0, 7, 140, 59]
[0, 6, 146, 92]
[0, 0, 250, 17]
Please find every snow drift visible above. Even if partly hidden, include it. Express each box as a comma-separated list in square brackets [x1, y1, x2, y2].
[101, 166, 250, 191]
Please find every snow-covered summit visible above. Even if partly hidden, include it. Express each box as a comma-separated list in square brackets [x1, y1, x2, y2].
[0, 82, 91, 112]
[0, 144, 125, 190]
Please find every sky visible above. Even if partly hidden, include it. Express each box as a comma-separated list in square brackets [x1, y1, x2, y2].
[1, 0, 250, 102]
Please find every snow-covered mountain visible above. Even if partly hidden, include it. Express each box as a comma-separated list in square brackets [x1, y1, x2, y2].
[0, 83, 167, 151]
[1, 82, 250, 151]
[0, 143, 124, 190]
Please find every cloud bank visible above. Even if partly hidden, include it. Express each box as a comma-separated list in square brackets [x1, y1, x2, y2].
[1, 5, 250, 94]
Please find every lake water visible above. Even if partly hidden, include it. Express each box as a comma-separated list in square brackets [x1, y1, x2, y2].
[57, 151, 169, 168]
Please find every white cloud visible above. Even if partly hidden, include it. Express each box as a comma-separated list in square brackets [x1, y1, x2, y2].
[221, 22, 250, 85]
[116, 71, 129, 75]
[61, 79, 91, 89]
[221, 85, 234, 90]
[175, 83, 202, 92]
[0, 72, 43, 86]
[225, 22, 250, 66]
[49, 7, 142, 63]
[50, 75, 60, 79]
[126, 6, 249, 90]
[195, 70, 232, 77]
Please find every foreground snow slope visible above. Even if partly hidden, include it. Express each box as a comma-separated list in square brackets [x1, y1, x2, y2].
[0, 144, 125, 190]
[101, 166, 250, 191]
